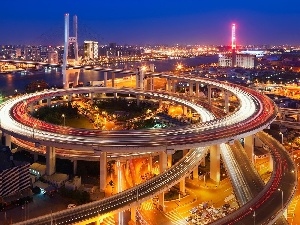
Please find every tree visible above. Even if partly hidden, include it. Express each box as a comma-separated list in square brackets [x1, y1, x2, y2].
[25, 80, 49, 93]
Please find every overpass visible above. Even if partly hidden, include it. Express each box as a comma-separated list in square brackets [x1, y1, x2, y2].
[1, 72, 296, 224]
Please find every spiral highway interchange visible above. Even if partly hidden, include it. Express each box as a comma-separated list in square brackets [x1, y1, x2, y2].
[0, 74, 296, 224]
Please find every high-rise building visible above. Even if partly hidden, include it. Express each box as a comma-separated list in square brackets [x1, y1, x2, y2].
[219, 53, 257, 68]
[84, 41, 99, 59]
[24, 46, 41, 61]
[0, 145, 31, 198]
[48, 50, 58, 64]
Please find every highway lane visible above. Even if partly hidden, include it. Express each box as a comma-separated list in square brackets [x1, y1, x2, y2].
[224, 141, 287, 224]
[213, 132, 296, 225]
[1, 74, 290, 225]
[13, 147, 209, 225]
[0, 79, 277, 152]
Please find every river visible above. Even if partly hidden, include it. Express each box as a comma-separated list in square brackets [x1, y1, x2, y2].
[0, 56, 218, 96]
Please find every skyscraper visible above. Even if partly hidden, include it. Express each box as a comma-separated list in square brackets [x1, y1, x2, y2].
[84, 41, 99, 60]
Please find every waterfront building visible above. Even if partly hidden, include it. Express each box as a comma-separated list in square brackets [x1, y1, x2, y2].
[84, 40, 99, 59]
[219, 53, 257, 68]
[48, 50, 58, 64]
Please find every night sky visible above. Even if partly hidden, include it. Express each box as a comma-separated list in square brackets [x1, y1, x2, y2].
[1, 0, 300, 45]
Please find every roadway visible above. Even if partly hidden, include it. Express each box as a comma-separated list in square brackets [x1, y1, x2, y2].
[13, 147, 209, 225]
[0, 76, 277, 153]
[1, 73, 295, 225]
[213, 132, 296, 225]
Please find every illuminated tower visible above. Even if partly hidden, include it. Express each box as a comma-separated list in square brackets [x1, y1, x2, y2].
[231, 23, 237, 67]
[63, 13, 69, 89]
[73, 15, 79, 62]
[63, 14, 79, 88]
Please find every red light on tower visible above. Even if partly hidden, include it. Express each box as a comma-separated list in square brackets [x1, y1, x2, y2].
[232, 23, 236, 50]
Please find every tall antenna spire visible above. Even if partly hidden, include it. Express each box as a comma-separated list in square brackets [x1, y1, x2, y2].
[232, 23, 236, 50]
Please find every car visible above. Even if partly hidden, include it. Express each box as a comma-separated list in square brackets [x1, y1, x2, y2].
[67, 204, 76, 209]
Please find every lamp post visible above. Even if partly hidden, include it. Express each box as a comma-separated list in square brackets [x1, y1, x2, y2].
[279, 132, 283, 144]
[278, 189, 283, 215]
[250, 207, 255, 225]
[62, 114, 65, 126]
[32, 124, 36, 139]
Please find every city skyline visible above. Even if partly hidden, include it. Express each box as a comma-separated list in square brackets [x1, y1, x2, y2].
[1, 0, 300, 45]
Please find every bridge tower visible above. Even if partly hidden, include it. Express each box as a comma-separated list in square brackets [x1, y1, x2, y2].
[63, 13, 79, 89]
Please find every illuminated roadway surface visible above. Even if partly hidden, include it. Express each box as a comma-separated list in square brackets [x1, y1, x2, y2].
[0, 75, 296, 224]
[0, 77, 277, 153]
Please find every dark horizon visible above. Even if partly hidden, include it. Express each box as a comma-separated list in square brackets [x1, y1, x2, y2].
[1, 0, 300, 46]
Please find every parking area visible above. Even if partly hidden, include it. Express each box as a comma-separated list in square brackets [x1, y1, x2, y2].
[187, 202, 237, 224]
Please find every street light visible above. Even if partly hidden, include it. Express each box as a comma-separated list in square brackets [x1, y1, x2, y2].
[279, 132, 283, 144]
[278, 189, 283, 215]
[32, 124, 37, 138]
[62, 114, 65, 126]
[250, 207, 255, 225]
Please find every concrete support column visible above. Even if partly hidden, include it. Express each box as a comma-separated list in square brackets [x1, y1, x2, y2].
[150, 77, 154, 91]
[297, 114, 300, 122]
[146, 78, 151, 91]
[111, 73, 115, 88]
[100, 152, 107, 192]
[104, 72, 108, 87]
[150, 64, 155, 72]
[193, 167, 198, 180]
[189, 82, 193, 96]
[167, 154, 172, 168]
[75, 72, 79, 86]
[180, 179, 186, 195]
[167, 79, 171, 92]
[269, 154, 273, 171]
[46, 146, 56, 176]
[244, 135, 254, 163]
[33, 153, 39, 162]
[159, 151, 167, 173]
[3, 133, 11, 149]
[68, 94, 72, 102]
[210, 145, 220, 184]
[130, 206, 137, 223]
[195, 82, 199, 97]
[139, 69, 145, 90]
[148, 156, 153, 173]
[47, 98, 51, 106]
[182, 106, 187, 116]
[172, 80, 176, 93]
[208, 85, 212, 105]
[29, 104, 34, 114]
[224, 91, 229, 113]
[73, 160, 77, 175]
[135, 74, 139, 89]
[136, 95, 140, 106]
[158, 192, 165, 211]
[159, 99, 163, 108]
[113, 92, 118, 99]
[90, 93, 94, 104]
